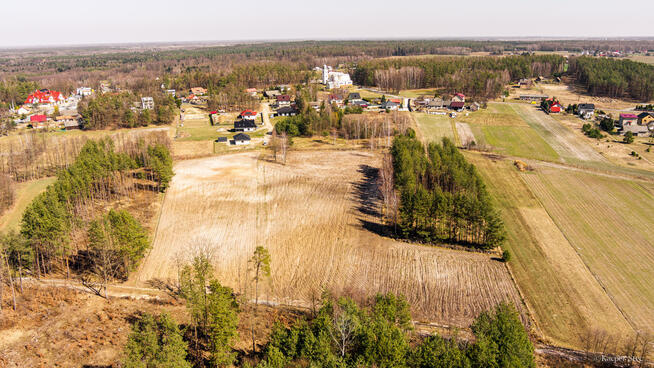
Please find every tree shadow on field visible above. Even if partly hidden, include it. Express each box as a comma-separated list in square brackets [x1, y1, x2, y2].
[352, 165, 381, 218]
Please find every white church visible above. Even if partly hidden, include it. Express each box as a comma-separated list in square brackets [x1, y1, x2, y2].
[322, 65, 353, 89]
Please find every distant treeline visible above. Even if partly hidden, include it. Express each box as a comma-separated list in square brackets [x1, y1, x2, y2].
[20, 138, 172, 275]
[568, 57, 654, 101]
[353, 54, 565, 97]
[390, 133, 505, 249]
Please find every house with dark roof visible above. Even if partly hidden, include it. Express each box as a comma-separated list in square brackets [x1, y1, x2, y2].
[215, 137, 228, 143]
[381, 100, 400, 110]
[233, 133, 251, 145]
[469, 102, 481, 112]
[347, 92, 362, 101]
[275, 106, 299, 117]
[428, 98, 444, 109]
[638, 112, 654, 126]
[234, 120, 257, 132]
[578, 104, 595, 119]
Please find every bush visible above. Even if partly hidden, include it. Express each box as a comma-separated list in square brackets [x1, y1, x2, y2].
[502, 249, 512, 262]
[624, 131, 635, 144]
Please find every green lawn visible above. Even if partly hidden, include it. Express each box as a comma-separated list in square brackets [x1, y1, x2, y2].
[399, 89, 438, 98]
[414, 113, 455, 142]
[0, 177, 56, 232]
[481, 125, 560, 161]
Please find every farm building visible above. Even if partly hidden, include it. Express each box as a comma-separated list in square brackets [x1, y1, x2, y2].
[619, 113, 649, 136]
[578, 104, 595, 119]
[64, 120, 80, 130]
[428, 98, 444, 109]
[265, 90, 281, 98]
[234, 120, 257, 132]
[450, 101, 465, 111]
[520, 94, 548, 101]
[239, 109, 258, 120]
[469, 102, 480, 111]
[518, 78, 533, 88]
[233, 133, 251, 145]
[276, 106, 299, 117]
[215, 137, 228, 143]
[30, 114, 47, 123]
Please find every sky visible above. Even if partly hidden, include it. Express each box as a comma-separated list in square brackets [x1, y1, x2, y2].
[1, 0, 653, 48]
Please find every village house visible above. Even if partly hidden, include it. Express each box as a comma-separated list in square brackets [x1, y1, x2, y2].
[30, 114, 48, 124]
[215, 137, 228, 144]
[328, 94, 344, 106]
[276, 95, 291, 106]
[233, 132, 251, 145]
[141, 97, 154, 110]
[245, 88, 258, 97]
[382, 100, 400, 110]
[619, 113, 649, 136]
[428, 98, 444, 109]
[24, 89, 66, 106]
[450, 101, 465, 111]
[76, 87, 93, 96]
[276, 106, 299, 117]
[469, 102, 481, 112]
[347, 92, 362, 103]
[234, 120, 257, 132]
[637, 112, 654, 126]
[239, 109, 258, 121]
[452, 93, 465, 103]
[190, 87, 207, 96]
[518, 79, 533, 88]
[578, 104, 595, 119]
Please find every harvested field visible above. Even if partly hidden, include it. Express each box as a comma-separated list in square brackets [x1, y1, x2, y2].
[134, 151, 523, 326]
[522, 163, 654, 337]
[459, 103, 527, 126]
[467, 153, 635, 348]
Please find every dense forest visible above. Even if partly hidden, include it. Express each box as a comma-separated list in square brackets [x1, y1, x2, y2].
[386, 133, 505, 249]
[353, 54, 565, 97]
[568, 57, 654, 101]
[19, 137, 172, 277]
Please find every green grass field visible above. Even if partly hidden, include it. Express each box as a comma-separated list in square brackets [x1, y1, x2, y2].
[458, 104, 527, 126]
[0, 177, 56, 232]
[413, 113, 455, 142]
[480, 125, 560, 161]
[399, 89, 438, 98]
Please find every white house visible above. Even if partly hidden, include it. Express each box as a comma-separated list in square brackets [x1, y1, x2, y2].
[234, 120, 257, 132]
[76, 87, 93, 96]
[322, 65, 353, 89]
[141, 97, 154, 110]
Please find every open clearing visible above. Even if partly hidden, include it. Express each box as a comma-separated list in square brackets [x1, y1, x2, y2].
[455, 122, 475, 146]
[467, 153, 635, 348]
[0, 177, 55, 232]
[480, 125, 560, 161]
[134, 150, 523, 326]
[413, 113, 455, 142]
[522, 163, 654, 337]
[459, 103, 527, 126]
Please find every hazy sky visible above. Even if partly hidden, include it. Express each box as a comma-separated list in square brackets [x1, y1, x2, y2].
[1, 0, 653, 47]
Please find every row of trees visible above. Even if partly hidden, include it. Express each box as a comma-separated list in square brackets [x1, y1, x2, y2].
[568, 57, 654, 101]
[388, 132, 505, 249]
[77, 92, 178, 130]
[19, 138, 172, 276]
[353, 54, 565, 97]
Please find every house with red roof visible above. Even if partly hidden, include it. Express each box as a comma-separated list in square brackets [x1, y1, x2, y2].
[452, 93, 466, 103]
[24, 89, 65, 106]
[240, 109, 259, 120]
[276, 95, 291, 106]
[30, 114, 47, 123]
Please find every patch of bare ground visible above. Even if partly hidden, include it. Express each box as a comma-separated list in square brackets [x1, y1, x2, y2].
[455, 122, 475, 146]
[133, 150, 524, 328]
[0, 284, 305, 367]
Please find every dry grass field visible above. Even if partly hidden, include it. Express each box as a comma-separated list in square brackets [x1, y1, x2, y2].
[467, 153, 636, 348]
[0, 177, 55, 232]
[133, 151, 523, 327]
[522, 164, 654, 337]
[413, 113, 455, 143]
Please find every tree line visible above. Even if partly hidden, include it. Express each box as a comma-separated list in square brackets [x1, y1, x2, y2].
[0, 174, 15, 216]
[386, 132, 505, 249]
[77, 92, 178, 129]
[568, 57, 654, 101]
[353, 54, 565, 97]
[18, 137, 172, 277]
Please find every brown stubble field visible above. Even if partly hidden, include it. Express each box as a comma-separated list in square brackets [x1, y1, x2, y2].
[133, 150, 523, 327]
